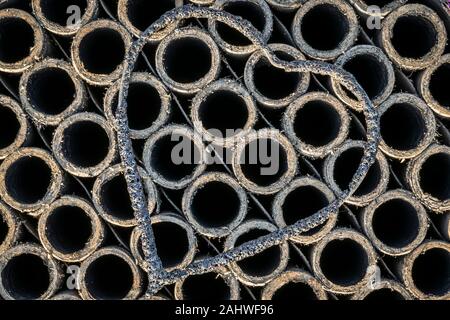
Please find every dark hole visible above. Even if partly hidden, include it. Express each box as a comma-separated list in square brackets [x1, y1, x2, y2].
[62, 120, 110, 168]
[392, 16, 437, 59]
[100, 174, 134, 221]
[429, 62, 450, 109]
[45, 205, 93, 254]
[85, 254, 134, 300]
[0, 214, 9, 246]
[235, 228, 282, 277]
[419, 153, 450, 201]
[149, 134, 200, 182]
[300, 4, 349, 51]
[181, 272, 231, 300]
[333, 146, 382, 197]
[240, 138, 289, 187]
[372, 199, 419, 248]
[1, 254, 50, 299]
[320, 239, 369, 286]
[0, 106, 20, 149]
[39, 0, 88, 26]
[411, 248, 450, 296]
[363, 0, 392, 6]
[380, 103, 426, 151]
[126, 0, 176, 32]
[272, 281, 319, 301]
[191, 181, 241, 229]
[5, 157, 52, 204]
[79, 28, 125, 74]
[363, 288, 406, 301]
[216, 0, 266, 46]
[293, 100, 341, 147]
[153, 221, 190, 269]
[27, 68, 76, 116]
[111, 82, 162, 131]
[0, 17, 35, 64]
[164, 37, 212, 84]
[198, 90, 249, 137]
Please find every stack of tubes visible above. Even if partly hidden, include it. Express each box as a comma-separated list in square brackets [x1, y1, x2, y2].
[0, 0, 448, 300]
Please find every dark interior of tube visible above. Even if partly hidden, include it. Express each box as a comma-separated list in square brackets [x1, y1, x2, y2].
[380, 103, 426, 151]
[45, 205, 93, 254]
[411, 248, 450, 296]
[85, 254, 134, 299]
[0, 214, 8, 245]
[79, 27, 125, 74]
[100, 174, 134, 221]
[419, 152, 450, 201]
[363, 288, 406, 300]
[28, 67, 76, 116]
[371, 198, 420, 248]
[429, 62, 450, 109]
[293, 100, 341, 147]
[39, 0, 88, 26]
[392, 16, 437, 59]
[153, 221, 190, 269]
[300, 4, 349, 51]
[363, 0, 393, 6]
[271, 281, 319, 301]
[126, 0, 176, 32]
[0, 17, 35, 64]
[5, 157, 52, 204]
[1, 253, 50, 299]
[0, 106, 20, 149]
[235, 228, 282, 277]
[319, 238, 369, 286]
[62, 120, 110, 168]
[181, 272, 231, 300]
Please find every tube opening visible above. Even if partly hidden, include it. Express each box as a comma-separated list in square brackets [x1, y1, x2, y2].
[125, 0, 175, 32]
[429, 62, 450, 109]
[301, 4, 349, 51]
[380, 103, 426, 151]
[0, 106, 20, 149]
[419, 153, 450, 201]
[216, 1, 266, 46]
[181, 272, 231, 300]
[61, 120, 110, 168]
[79, 28, 125, 74]
[363, 288, 406, 300]
[153, 221, 190, 269]
[5, 157, 52, 205]
[27, 67, 76, 116]
[164, 37, 212, 84]
[0, 17, 35, 64]
[235, 229, 282, 277]
[372, 199, 419, 248]
[411, 248, 450, 296]
[320, 239, 369, 286]
[392, 16, 436, 59]
[100, 175, 134, 221]
[85, 254, 134, 299]
[1, 254, 50, 299]
[272, 282, 318, 301]
[45, 205, 93, 254]
[364, 0, 392, 5]
[39, 0, 88, 26]
[293, 100, 341, 147]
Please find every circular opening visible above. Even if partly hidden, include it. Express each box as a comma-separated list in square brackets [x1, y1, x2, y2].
[100, 174, 134, 221]
[198, 90, 249, 137]
[79, 28, 125, 74]
[240, 138, 288, 187]
[371, 199, 419, 248]
[5, 157, 52, 205]
[429, 62, 450, 109]
[216, 1, 266, 46]
[27, 67, 76, 116]
[333, 146, 382, 197]
[126, 0, 175, 32]
[320, 238, 369, 286]
[380, 103, 426, 151]
[153, 221, 190, 269]
[411, 247, 450, 296]
[0, 106, 20, 150]
[85, 254, 134, 299]
[0, 17, 35, 64]
[300, 4, 349, 51]
[61, 120, 110, 168]
[419, 152, 450, 201]
[235, 228, 282, 277]
[191, 181, 241, 229]
[181, 272, 231, 300]
[111, 82, 162, 131]
[163, 37, 212, 84]
[0, 214, 9, 246]
[392, 16, 437, 59]
[293, 100, 341, 147]
[1, 253, 50, 299]
[45, 205, 93, 254]
[149, 134, 200, 182]
[253, 51, 301, 100]
[363, 288, 406, 300]
[272, 281, 319, 301]
[39, 0, 88, 26]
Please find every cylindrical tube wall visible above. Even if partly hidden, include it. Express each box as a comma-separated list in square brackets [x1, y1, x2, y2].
[0, 202, 22, 255]
[351, 279, 412, 300]
[350, 0, 407, 17]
